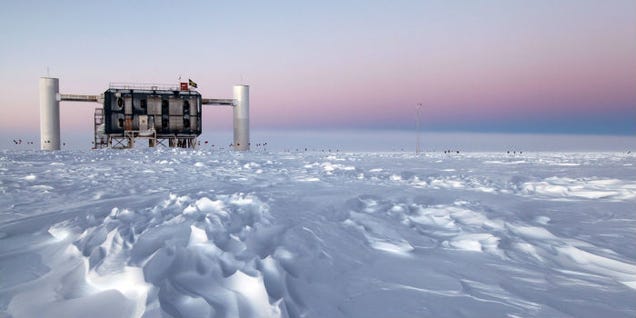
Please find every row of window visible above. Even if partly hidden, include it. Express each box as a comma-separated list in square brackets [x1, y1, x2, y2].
[116, 117, 193, 129]
[115, 97, 192, 114]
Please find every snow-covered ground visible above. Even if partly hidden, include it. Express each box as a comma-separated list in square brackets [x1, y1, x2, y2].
[1, 149, 635, 318]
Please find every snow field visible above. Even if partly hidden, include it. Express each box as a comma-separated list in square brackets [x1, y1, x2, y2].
[0, 149, 635, 317]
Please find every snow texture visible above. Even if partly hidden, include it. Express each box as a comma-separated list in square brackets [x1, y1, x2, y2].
[0, 149, 635, 318]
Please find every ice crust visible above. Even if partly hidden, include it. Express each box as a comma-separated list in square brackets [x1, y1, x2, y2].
[0, 150, 635, 318]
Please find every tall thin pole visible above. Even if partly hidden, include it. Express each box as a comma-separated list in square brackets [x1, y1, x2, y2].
[416, 103, 422, 154]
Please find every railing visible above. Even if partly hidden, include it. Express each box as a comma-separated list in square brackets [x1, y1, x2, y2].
[109, 82, 180, 91]
[202, 98, 235, 106]
[60, 94, 99, 102]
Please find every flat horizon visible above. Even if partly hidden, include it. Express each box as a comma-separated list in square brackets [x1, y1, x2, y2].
[2, 129, 634, 152]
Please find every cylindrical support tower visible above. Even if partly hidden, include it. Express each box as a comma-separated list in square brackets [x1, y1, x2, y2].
[39, 77, 61, 150]
[233, 85, 250, 151]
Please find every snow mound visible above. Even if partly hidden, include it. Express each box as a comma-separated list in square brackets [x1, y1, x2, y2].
[5, 192, 290, 318]
[520, 177, 636, 201]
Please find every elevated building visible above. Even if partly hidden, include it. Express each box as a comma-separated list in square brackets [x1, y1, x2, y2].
[39, 78, 249, 150]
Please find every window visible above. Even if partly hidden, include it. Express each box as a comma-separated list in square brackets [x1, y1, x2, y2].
[183, 100, 190, 115]
[161, 100, 169, 114]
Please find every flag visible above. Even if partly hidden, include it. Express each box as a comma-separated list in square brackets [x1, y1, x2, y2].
[188, 79, 198, 88]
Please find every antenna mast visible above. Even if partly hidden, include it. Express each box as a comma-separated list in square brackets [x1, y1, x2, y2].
[416, 103, 422, 154]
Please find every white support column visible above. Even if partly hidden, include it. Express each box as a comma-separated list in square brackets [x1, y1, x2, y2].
[39, 77, 61, 150]
[233, 85, 250, 151]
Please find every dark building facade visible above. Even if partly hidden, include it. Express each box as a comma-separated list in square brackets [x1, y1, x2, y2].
[103, 88, 202, 135]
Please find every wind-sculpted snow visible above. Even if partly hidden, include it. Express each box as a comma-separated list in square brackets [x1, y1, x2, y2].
[0, 149, 635, 317]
